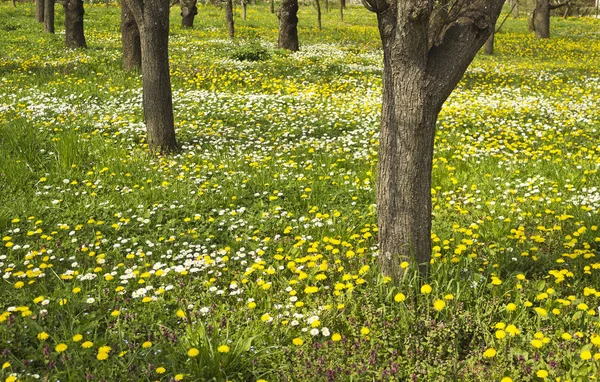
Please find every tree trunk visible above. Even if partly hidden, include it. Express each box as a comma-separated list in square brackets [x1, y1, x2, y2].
[315, 0, 321, 30]
[44, 0, 54, 33]
[325, 0, 328, 12]
[339, 0, 343, 21]
[366, 0, 504, 281]
[181, 0, 198, 27]
[226, 0, 234, 38]
[121, 1, 141, 70]
[241, 0, 247, 20]
[36, 0, 44, 22]
[533, 0, 550, 38]
[484, 24, 495, 54]
[63, 0, 86, 48]
[12, 0, 16, 7]
[277, 0, 298, 51]
[512, 0, 519, 18]
[270, 0, 275, 13]
[123, 0, 178, 152]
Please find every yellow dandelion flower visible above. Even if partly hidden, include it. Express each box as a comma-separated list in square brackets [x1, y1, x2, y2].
[360, 327, 370, 336]
[331, 333, 341, 342]
[187, 348, 199, 357]
[433, 299, 446, 311]
[420, 284, 432, 294]
[37, 332, 49, 341]
[581, 350, 592, 360]
[482, 348, 496, 358]
[394, 293, 406, 302]
[292, 338, 303, 346]
[217, 345, 230, 353]
[82, 341, 93, 349]
[536, 370, 548, 378]
[72, 334, 83, 342]
[55, 343, 68, 353]
[142, 341, 152, 348]
[156, 367, 166, 374]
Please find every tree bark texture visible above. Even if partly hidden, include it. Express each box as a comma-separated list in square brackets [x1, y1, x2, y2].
[226, 0, 234, 38]
[123, 0, 178, 152]
[121, 1, 141, 70]
[364, 0, 504, 280]
[181, 0, 198, 27]
[533, 0, 550, 38]
[242, 0, 247, 20]
[36, 0, 44, 22]
[277, 0, 299, 51]
[316, 0, 322, 30]
[44, 0, 54, 33]
[63, 0, 86, 48]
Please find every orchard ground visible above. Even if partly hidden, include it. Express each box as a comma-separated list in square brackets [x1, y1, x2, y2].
[1, 3, 600, 381]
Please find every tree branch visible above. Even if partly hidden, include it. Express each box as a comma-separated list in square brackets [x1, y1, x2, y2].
[425, 0, 505, 110]
[549, 0, 571, 10]
[123, 0, 144, 27]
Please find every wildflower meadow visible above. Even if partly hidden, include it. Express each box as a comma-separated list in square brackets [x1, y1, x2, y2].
[1, 2, 600, 381]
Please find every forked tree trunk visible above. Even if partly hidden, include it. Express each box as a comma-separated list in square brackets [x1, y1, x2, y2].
[277, 0, 299, 50]
[121, 1, 141, 70]
[181, 0, 198, 27]
[315, 0, 322, 30]
[226, 0, 234, 38]
[36, 0, 44, 21]
[63, 0, 86, 48]
[44, 0, 54, 33]
[366, 0, 504, 280]
[241, 0, 247, 20]
[533, 0, 550, 38]
[123, 0, 178, 152]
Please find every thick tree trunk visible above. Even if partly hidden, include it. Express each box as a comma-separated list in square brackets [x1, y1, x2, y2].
[44, 0, 54, 33]
[270, 0, 275, 13]
[277, 0, 299, 51]
[126, 0, 178, 152]
[241, 0, 247, 20]
[368, 0, 504, 281]
[181, 0, 198, 27]
[484, 25, 495, 54]
[315, 0, 322, 30]
[533, 0, 550, 38]
[121, 1, 141, 70]
[226, 0, 234, 38]
[36, 0, 44, 22]
[63, 0, 86, 48]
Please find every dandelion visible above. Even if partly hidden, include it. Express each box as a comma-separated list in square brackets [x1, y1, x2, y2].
[500, 378, 513, 382]
[433, 299, 446, 311]
[55, 343, 68, 353]
[394, 293, 406, 302]
[482, 348, 496, 358]
[360, 327, 370, 336]
[187, 348, 199, 357]
[82, 341, 93, 348]
[2, 362, 10, 370]
[217, 345, 230, 353]
[37, 332, 49, 341]
[72, 334, 83, 342]
[420, 284, 432, 294]
[176, 309, 186, 318]
[536, 370, 548, 378]
[505, 303, 517, 311]
[97, 352, 109, 361]
[331, 333, 342, 342]
[142, 341, 152, 348]
[156, 367, 166, 374]
[581, 349, 592, 360]
[174, 374, 184, 381]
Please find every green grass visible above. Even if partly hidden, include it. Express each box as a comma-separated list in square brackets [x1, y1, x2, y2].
[1, 2, 600, 381]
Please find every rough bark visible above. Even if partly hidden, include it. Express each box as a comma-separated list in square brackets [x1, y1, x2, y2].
[44, 0, 54, 33]
[123, 0, 178, 152]
[242, 0, 247, 20]
[181, 0, 198, 27]
[277, 0, 299, 51]
[63, 0, 86, 48]
[363, 0, 504, 280]
[36, 0, 44, 22]
[121, 1, 141, 70]
[533, 0, 550, 38]
[315, 0, 322, 30]
[226, 0, 234, 38]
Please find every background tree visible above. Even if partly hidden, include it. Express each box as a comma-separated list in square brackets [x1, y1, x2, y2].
[277, 0, 299, 50]
[362, 0, 504, 280]
[315, 0, 322, 30]
[121, 0, 141, 70]
[122, 0, 178, 152]
[226, 0, 234, 38]
[44, 0, 54, 33]
[63, 0, 86, 48]
[181, 0, 198, 27]
[241, 0, 247, 20]
[271, 0, 275, 13]
[339, 0, 344, 21]
[36, 0, 44, 22]
[532, 0, 571, 38]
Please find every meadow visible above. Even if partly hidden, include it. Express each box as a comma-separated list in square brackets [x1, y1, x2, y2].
[1, 2, 600, 381]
